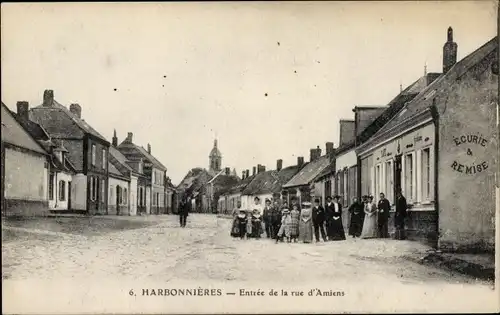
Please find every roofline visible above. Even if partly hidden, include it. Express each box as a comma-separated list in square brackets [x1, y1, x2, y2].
[2, 103, 50, 156]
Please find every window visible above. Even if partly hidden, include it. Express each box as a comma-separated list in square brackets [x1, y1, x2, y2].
[375, 164, 381, 201]
[59, 180, 66, 201]
[101, 179, 105, 203]
[385, 161, 394, 203]
[324, 180, 332, 199]
[139, 187, 144, 206]
[102, 149, 106, 169]
[405, 153, 414, 202]
[339, 170, 344, 200]
[422, 148, 431, 202]
[123, 188, 128, 205]
[90, 177, 98, 201]
[91, 144, 96, 166]
[49, 174, 55, 200]
[343, 170, 348, 206]
[153, 192, 157, 206]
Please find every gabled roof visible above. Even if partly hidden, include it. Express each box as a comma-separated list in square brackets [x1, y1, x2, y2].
[177, 168, 213, 196]
[242, 165, 300, 196]
[225, 173, 258, 195]
[1, 102, 48, 155]
[356, 72, 441, 145]
[374, 36, 497, 138]
[282, 155, 331, 188]
[358, 36, 497, 154]
[30, 99, 108, 142]
[314, 161, 337, 182]
[117, 140, 167, 171]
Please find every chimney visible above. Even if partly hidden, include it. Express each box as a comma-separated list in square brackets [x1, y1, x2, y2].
[252, 166, 256, 176]
[42, 90, 54, 107]
[277, 159, 283, 171]
[297, 156, 304, 168]
[16, 101, 29, 120]
[242, 170, 246, 179]
[225, 167, 230, 175]
[112, 129, 118, 147]
[147, 143, 151, 154]
[326, 142, 334, 156]
[310, 146, 322, 162]
[246, 169, 250, 178]
[443, 27, 458, 73]
[69, 103, 82, 118]
[258, 165, 266, 173]
[126, 132, 133, 143]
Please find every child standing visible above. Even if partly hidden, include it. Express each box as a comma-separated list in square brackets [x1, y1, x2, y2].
[237, 210, 248, 239]
[276, 208, 292, 243]
[290, 204, 300, 243]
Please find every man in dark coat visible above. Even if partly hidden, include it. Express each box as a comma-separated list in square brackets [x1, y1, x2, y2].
[262, 199, 273, 238]
[179, 197, 189, 227]
[312, 198, 327, 242]
[325, 195, 346, 241]
[394, 190, 408, 240]
[348, 197, 364, 238]
[377, 192, 391, 238]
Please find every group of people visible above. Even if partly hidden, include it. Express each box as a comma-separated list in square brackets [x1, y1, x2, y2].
[230, 190, 408, 243]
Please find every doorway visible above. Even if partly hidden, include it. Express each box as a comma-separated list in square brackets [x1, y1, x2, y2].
[68, 182, 72, 210]
[394, 155, 402, 197]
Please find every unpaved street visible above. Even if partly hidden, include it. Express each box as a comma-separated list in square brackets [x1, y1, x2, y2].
[1, 214, 490, 286]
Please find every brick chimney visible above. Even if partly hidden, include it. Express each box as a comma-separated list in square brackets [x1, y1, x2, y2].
[297, 156, 304, 168]
[225, 167, 230, 175]
[147, 143, 151, 154]
[258, 165, 266, 173]
[112, 129, 118, 147]
[252, 167, 256, 176]
[126, 132, 133, 143]
[16, 101, 29, 120]
[326, 142, 334, 156]
[69, 103, 82, 118]
[443, 27, 458, 73]
[42, 90, 54, 107]
[310, 146, 322, 162]
[246, 169, 250, 178]
[276, 159, 283, 171]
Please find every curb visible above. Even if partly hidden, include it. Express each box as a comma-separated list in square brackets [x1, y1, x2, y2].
[410, 252, 495, 281]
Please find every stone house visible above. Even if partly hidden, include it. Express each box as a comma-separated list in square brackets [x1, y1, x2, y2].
[28, 90, 110, 215]
[237, 160, 300, 211]
[356, 29, 498, 251]
[1, 102, 50, 216]
[12, 102, 77, 212]
[282, 149, 332, 205]
[117, 132, 168, 214]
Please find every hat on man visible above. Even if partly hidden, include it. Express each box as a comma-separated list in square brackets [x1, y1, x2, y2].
[265, 198, 271, 203]
[326, 196, 333, 201]
[301, 201, 312, 208]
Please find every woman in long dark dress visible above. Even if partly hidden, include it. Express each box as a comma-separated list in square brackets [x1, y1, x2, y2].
[325, 196, 345, 241]
[230, 202, 243, 237]
[348, 197, 364, 238]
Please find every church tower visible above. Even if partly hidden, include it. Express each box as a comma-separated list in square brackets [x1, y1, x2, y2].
[209, 139, 222, 172]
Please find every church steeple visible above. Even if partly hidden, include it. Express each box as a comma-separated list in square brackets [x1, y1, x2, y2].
[209, 138, 222, 172]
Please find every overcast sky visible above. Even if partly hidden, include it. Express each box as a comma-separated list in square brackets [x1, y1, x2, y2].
[1, 2, 497, 184]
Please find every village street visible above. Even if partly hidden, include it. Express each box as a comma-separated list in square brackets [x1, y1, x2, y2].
[2, 213, 491, 285]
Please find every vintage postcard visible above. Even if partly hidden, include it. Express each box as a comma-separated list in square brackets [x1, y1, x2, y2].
[1, 1, 499, 314]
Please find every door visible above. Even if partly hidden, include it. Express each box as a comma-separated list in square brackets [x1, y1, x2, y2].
[394, 155, 402, 197]
[116, 186, 121, 215]
[68, 182, 72, 210]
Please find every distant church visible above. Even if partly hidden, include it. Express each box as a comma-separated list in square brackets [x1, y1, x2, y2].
[208, 139, 237, 177]
[209, 139, 222, 172]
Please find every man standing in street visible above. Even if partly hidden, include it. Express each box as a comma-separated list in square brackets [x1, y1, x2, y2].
[312, 198, 327, 242]
[262, 198, 273, 238]
[271, 199, 282, 239]
[394, 190, 408, 240]
[179, 197, 189, 228]
[377, 192, 391, 238]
